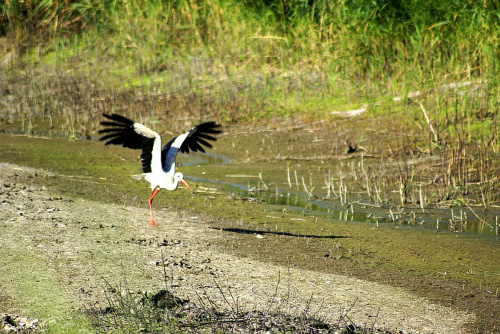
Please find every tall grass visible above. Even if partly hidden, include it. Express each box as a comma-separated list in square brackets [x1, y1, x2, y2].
[3, 0, 498, 105]
[2, 0, 499, 140]
[1, 0, 499, 204]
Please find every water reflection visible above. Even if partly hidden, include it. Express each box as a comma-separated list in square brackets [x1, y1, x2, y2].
[190, 174, 499, 237]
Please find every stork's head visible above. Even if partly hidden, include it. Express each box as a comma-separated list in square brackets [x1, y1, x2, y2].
[174, 172, 191, 191]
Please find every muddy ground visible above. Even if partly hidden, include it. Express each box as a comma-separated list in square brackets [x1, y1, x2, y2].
[0, 162, 480, 333]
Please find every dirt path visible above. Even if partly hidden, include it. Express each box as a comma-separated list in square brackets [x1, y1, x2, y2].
[0, 163, 473, 333]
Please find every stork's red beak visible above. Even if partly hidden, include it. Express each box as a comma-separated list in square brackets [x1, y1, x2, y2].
[180, 178, 192, 191]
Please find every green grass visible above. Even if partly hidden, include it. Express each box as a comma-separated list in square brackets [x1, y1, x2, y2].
[1, 0, 499, 222]
[0, 214, 94, 333]
[2, 0, 499, 115]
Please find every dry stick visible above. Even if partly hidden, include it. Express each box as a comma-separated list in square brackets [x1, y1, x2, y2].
[419, 102, 438, 142]
[286, 260, 291, 305]
[419, 184, 425, 213]
[399, 181, 405, 205]
[225, 280, 240, 314]
[328, 170, 333, 198]
[331, 179, 336, 199]
[365, 173, 371, 198]
[193, 289, 213, 318]
[258, 172, 269, 191]
[374, 183, 382, 204]
[338, 169, 344, 204]
[352, 160, 358, 181]
[359, 156, 371, 199]
[213, 279, 235, 312]
[339, 185, 343, 204]
[480, 188, 487, 209]
[301, 177, 314, 198]
[266, 270, 281, 313]
[301, 176, 308, 194]
[369, 307, 381, 332]
[351, 200, 381, 208]
[324, 174, 331, 199]
[343, 185, 347, 204]
[287, 165, 292, 188]
[495, 216, 499, 236]
[160, 249, 171, 291]
[338, 298, 359, 328]
[297, 293, 315, 319]
[465, 202, 494, 229]
[359, 155, 365, 180]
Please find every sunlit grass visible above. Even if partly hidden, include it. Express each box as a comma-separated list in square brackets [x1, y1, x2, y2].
[1, 0, 499, 205]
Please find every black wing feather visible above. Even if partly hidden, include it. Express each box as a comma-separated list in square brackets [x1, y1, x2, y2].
[195, 137, 212, 149]
[99, 113, 156, 173]
[140, 141, 154, 173]
[180, 122, 222, 154]
[160, 122, 222, 170]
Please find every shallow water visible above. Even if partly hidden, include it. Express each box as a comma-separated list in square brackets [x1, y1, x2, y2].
[179, 149, 499, 237]
[190, 172, 499, 237]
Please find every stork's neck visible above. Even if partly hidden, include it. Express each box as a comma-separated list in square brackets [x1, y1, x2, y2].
[164, 172, 180, 191]
[145, 170, 178, 191]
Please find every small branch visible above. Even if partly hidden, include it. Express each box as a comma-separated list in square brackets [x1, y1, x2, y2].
[465, 202, 494, 229]
[419, 102, 438, 142]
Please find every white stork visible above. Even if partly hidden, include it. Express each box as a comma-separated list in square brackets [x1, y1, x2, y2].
[99, 113, 222, 226]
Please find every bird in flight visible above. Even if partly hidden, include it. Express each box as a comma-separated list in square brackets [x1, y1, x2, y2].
[99, 113, 222, 226]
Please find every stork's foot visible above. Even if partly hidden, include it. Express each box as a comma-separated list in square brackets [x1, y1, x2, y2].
[150, 219, 157, 227]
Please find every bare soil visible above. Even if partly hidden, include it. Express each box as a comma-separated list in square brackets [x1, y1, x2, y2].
[0, 162, 478, 333]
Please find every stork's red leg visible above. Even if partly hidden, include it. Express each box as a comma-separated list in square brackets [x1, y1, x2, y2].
[148, 188, 161, 227]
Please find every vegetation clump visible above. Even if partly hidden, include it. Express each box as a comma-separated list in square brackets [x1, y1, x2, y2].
[87, 283, 391, 333]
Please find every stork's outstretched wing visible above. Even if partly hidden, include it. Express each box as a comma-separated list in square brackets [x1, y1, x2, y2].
[99, 113, 159, 173]
[161, 122, 222, 173]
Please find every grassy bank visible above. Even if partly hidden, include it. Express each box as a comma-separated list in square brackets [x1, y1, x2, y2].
[1, 0, 500, 206]
[0, 130, 498, 289]
[1, 0, 499, 121]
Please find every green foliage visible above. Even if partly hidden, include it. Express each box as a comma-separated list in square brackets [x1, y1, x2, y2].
[3, 0, 498, 78]
[2, 0, 500, 146]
